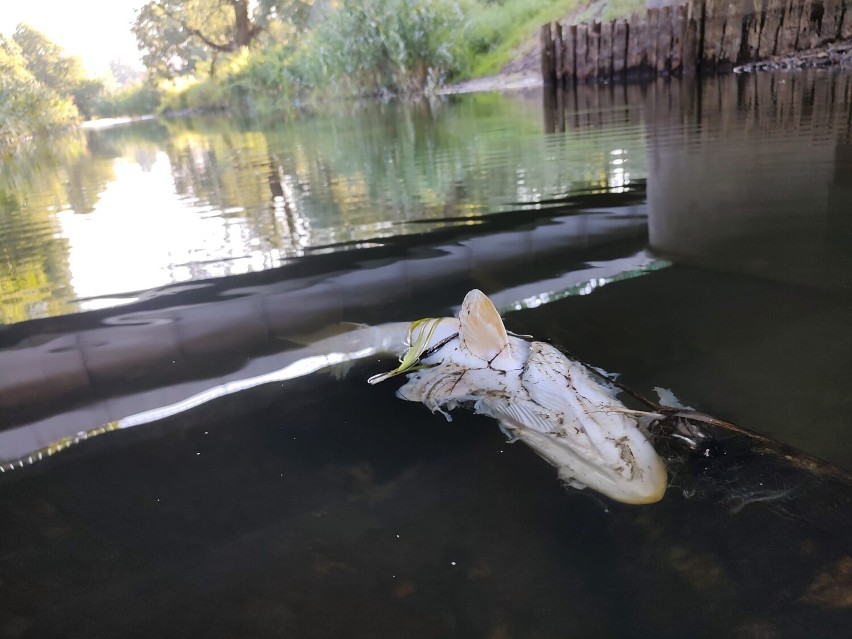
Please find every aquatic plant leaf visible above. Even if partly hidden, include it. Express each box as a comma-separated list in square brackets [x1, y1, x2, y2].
[367, 317, 443, 384]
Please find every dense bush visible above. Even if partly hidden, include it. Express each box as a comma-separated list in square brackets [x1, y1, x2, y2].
[93, 82, 162, 118]
[152, 0, 590, 112]
[0, 36, 79, 145]
[306, 0, 467, 95]
[3, 0, 615, 127]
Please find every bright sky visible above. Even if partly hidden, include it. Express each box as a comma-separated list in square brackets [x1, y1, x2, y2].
[0, 0, 145, 74]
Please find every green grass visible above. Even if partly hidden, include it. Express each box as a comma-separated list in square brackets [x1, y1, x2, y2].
[465, 0, 580, 78]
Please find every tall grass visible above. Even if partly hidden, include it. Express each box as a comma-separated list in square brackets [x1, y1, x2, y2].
[464, 0, 580, 77]
[104, 0, 611, 118]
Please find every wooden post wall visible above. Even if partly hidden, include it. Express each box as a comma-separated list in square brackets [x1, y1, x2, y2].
[543, 0, 852, 84]
[843, 0, 852, 40]
[541, 22, 556, 85]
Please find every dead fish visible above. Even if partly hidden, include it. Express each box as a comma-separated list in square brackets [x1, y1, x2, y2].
[369, 289, 667, 504]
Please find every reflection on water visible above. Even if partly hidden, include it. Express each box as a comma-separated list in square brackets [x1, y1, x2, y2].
[0, 96, 645, 322]
[1, 71, 852, 638]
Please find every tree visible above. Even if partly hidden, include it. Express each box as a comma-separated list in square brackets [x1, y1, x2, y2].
[132, 0, 312, 78]
[0, 34, 79, 143]
[11, 24, 102, 119]
[12, 24, 88, 96]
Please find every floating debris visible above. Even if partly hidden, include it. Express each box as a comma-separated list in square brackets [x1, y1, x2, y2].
[369, 290, 667, 504]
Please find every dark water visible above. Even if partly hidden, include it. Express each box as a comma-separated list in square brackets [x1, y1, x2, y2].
[1, 71, 851, 638]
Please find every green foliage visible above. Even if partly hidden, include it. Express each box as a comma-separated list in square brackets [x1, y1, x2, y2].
[463, 0, 579, 77]
[133, 1, 216, 78]
[93, 83, 163, 118]
[306, 0, 467, 95]
[12, 24, 89, 96]
[133, 0, 312, 79]
[0, 35, 79, 145]
[7, 24, 111, 123]
[159, 76, 232, 112]
[70, 78, 106, 119]
[599, 0, 645, 22]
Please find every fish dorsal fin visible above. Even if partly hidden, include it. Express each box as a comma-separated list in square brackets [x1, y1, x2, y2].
[458, 290, 512, 366]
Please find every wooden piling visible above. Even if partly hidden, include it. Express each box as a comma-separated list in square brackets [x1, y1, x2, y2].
[720, 0, 743, 68]
[703, 0, 728, 72]
[554, 22, 564, 82]
[842, 0, 852, 40]
[576, 23, 589, 80]
[778, 0, 802, 54]
[760, 0, 784, 57]
[820, 0, 843, 43]
[648, 9, 660, 71]
[541, 0, 852, 84]
[684, 0, 701, 74]
[541, 23, 556, 85]
[613, 19, 628, 76]
[600, 21, 614, 80]
[564, 24, 577, 82]
[589, 22, 601, 81]
[745, 0, 763, 61]
[797, 0, 814, 48]
[672, 5, 687, 74]
[658, 6, 673, 73]
[627, 13, 645, 73]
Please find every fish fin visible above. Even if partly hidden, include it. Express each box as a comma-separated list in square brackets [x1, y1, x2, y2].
[458, 290, 512, 365]
[475, 398, 560, 435]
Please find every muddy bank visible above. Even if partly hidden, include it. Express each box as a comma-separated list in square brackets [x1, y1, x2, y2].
[438, 72, 542, 95]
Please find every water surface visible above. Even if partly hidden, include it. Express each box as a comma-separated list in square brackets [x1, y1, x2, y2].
[1, 72, 851, 638]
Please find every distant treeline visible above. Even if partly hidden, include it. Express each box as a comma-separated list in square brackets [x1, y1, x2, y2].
[4, 0, 631, 143]
[0, 0, 657, 144]
[129, 0, 600, 114]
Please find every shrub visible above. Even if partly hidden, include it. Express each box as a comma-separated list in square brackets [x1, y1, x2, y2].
[308, 0, 468, 95]
[0, 36, 78, 145]
[93, 82, 162, 118]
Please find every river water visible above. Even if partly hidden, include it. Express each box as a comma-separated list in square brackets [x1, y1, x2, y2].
[1, 72, 851, 638]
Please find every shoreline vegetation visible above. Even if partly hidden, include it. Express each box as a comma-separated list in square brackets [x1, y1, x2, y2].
[1, 0, 597, 146]
[3, 0, 848, 147]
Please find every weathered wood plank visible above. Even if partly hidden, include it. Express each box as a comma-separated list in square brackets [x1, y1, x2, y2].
[819, 0, 843, 44]
[589, 22, 601, 81]
[554, 22, 564, 81]
[760, 0, 784, 57]
[777, 0, 801, 55]
[542, 0, 850, 84]
[658, 6, 673, 73]
[647, 8, 660, 71]
[541, 23, 556, 85]
[564, 24, 577, 81]
[842, 0, 852, 39]
[600, 20, 613, 79]
[576, 23, 589, 80]
[627, 13, 644, 72]
[745, 0, 764, 62]
[703, 0, 728, 72]
[720, 0, 743, 67]
[672, 5, 687, 74]
[683, 0, 701, 74]
[613, 19, 628, 75]
[800, 0, 817, 48]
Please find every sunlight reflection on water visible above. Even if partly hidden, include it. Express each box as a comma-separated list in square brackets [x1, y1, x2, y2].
[0, 93, 646, 321]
